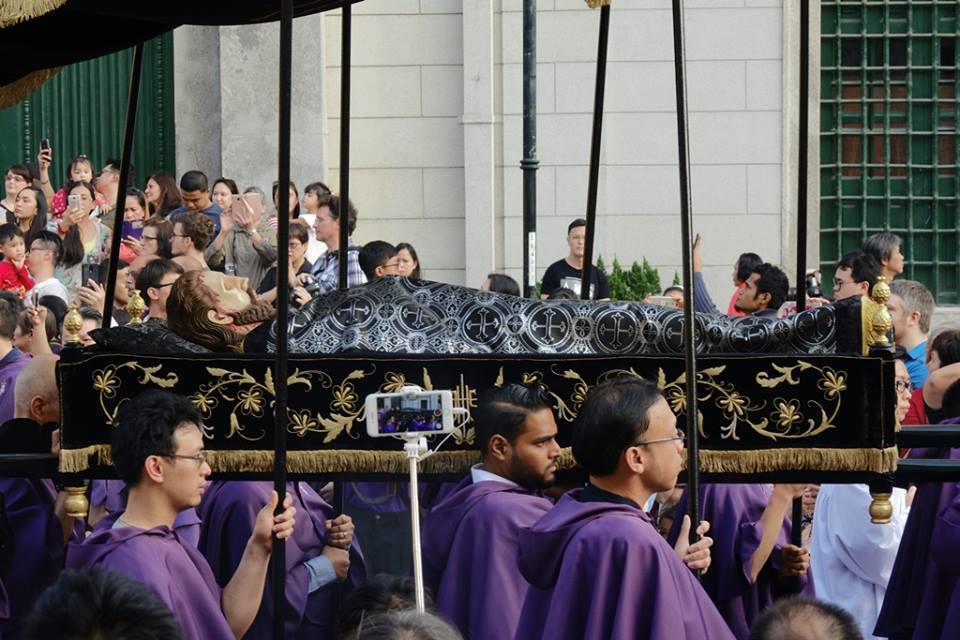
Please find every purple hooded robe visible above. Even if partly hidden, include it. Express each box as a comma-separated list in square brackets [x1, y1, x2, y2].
[0, 478, 83, 639]
[0, 349, 27, 425]
[66, 522, 235, 640]
[515, 490, 735, 640]
[874, 447, 960, 639]
[197, 481, 366, 640]
[667, 484, 813, 639]
[422, 475, 553, 640]
[89, 480, 201, 547]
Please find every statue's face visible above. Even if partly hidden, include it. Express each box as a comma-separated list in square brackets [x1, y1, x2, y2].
[198, 271, 252, 323]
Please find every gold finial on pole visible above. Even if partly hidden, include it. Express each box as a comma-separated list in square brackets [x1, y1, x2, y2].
[64, 486, 89, 518]
[585, 0, 611, 7]
[870, 276, 893, 347]
[63, 305, 83, 345]
[127, 289, 146, 325]
[869, 491, 893, 524]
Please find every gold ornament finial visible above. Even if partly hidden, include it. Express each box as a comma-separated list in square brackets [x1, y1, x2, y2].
[64, 486, 89, 518]
[127, 288, 146, 325]
[870, 277, 893, 347]
[869, 491, 893, 524]
[585, 0, 611, 7]
[63, 305, 83, 345]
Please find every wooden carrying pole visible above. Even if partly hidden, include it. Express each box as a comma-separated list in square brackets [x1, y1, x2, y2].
[669, 0, 702, 549]
[271, 0, 294, 636]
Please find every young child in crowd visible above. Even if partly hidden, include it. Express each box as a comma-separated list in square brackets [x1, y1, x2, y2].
[0, 224, 33, 297]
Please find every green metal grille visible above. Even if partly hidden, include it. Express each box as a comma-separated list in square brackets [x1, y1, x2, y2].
[820, 0, 959, 303]
[0, 33, 175, 189]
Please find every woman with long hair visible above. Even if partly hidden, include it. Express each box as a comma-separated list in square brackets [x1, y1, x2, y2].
[211, 178, 239, 211]
[269, 180, 300, 228]
[2, 165, 32, 218]
[8, 186, 49, 247]
[118, 188, 148, 263]
[395, 242, 421, 280]
[144, 171, 182, 219]
[54, 181, 109, 298]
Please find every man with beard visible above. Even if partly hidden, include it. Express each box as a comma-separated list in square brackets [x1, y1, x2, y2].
[421, 383, 561, 640]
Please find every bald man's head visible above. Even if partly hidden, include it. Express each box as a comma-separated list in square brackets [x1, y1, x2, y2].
[749, 597, 862, 640]
[15, 355, 60, 424]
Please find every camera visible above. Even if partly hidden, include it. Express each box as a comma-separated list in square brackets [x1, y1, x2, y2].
[365, 390, 455, 438]
[805, 274, 821, 298]
[290, 273, 321, 308]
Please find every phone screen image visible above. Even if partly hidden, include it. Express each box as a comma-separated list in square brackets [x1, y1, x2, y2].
[375, 393, 445, 435]
[122, 220, 143, 240]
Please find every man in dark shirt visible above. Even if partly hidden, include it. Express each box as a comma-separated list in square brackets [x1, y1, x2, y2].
[167, 171, 223, 234]
[540, 218, 610, 300]
[733, 263, 788, 320]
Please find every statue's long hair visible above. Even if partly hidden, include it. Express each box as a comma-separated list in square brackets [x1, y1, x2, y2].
[166, 270, 245, 352]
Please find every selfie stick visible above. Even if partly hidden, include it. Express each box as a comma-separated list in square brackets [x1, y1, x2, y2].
[404, 435, 429, 613]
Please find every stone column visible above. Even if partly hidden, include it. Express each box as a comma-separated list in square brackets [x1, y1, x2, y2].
[462, 0, 497, 287]
[173, 25, 223, 179]
[219, 15, 327, 194]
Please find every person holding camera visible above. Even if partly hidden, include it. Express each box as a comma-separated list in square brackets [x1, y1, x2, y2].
[256, 219, 314, 306]
[205, 190, 277, 291]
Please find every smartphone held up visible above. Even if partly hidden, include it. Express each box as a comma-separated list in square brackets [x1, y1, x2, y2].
[365, 390, 455, 438]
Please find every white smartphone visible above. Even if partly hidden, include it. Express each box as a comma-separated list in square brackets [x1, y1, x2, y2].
[647, 295, 679, 308]
[365, 390, 454, 438]
[68, 194, 82, 211]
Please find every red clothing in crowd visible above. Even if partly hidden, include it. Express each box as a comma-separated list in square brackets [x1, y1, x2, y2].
[0, 260, 33, 297]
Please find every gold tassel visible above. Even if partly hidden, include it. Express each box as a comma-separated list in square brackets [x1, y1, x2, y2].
[0, 0, 65, 28]
[585, 0, 611, 7]
[691, 446, 899, 475]
[59, 444, 898, 476]
[0, 67, 61, 111]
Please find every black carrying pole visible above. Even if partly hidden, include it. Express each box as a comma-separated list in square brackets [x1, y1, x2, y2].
[790, 0, 811, 548]
[670, 0, 701, 551]
[102, 43, 144, 327]
[271, 0, 294, 636]
[337, 0, 351, 289]
[520, 0, 538, 298]
[580, 3, 610, 301]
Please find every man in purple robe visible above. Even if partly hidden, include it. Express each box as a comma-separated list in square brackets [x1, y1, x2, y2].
[198, 480, 364, 639]
[515, 376, 734, 640]
[66, 390, 296, 640]
[0, 292, 28, 424]
[421, 383, 560, 640]
[874, 445, 960, 639]
[89, 480, 202, 547]
[667, 484, 811, 639]
[0, 355, 82, 639]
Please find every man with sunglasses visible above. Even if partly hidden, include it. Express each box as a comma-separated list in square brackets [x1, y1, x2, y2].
[515, 377, 733, 640]
[67, 390, 297, 640]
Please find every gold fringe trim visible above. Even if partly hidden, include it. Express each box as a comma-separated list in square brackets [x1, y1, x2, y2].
[689, 446, 899, 475]
[0, 0, 65, 28]
[585, 0, 611, 7]
[59, 445, 898, 475]
[0, 67, 61, 110]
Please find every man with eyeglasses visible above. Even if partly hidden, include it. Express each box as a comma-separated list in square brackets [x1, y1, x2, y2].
[134, 259, 184, 322]
[540, 218, 611, 300]
[515, 377, 733, 640]
[25, 231, 68, 306]
[67, 390, 297, 640]
[832, 250, 881, 302]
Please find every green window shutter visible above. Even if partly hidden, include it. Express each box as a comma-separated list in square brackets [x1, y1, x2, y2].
[0, 33, 175, 190]
[820, 1, 958, 303]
